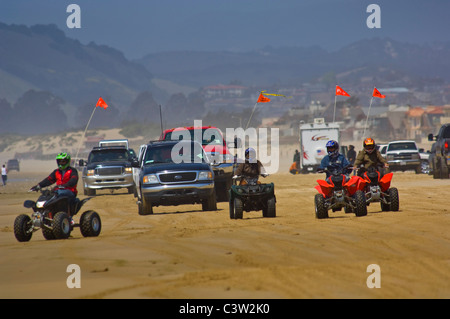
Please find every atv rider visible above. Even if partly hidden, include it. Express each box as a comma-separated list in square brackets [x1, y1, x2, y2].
[354, 138, 389, 176]
[318, 140, 352, 182]
[30, 152, 78, 200]
[234, 147, 268, 185]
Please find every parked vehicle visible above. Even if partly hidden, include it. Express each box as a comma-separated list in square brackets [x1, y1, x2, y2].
[159, 126, 235, 201]
[385, 140, 421, 174]
[132, 140, 217, 215]
[80, 145, 134, 195]
[377, 144, 388, 159]
[229, 175, 276, 219]
[299, 118, 340, 174]
[7, 159, 20, 172]
[428, 123, 450, 179]
[314, 165, 367, 219]
[14, 187, 101, 242]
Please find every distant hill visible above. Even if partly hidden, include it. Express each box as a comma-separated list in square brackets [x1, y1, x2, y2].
[0, 22, 167, 108]
[135, 38, 450, 88]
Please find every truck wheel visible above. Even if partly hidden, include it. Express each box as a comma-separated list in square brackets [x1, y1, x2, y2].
[138, 195, 153, 215]
[353, 191, 368, 217]
[202, 190, 217, 211]
[53, 212, 71, 239]
[263, 197, 276, 218]
[389, 188, 400, 211]
[127, 186, 135, 195]
[233, 198, 244, 219]
[80, 211, 102, 237]
[314, 194, 328, 219]
[432, 158, 440, 179]
[85, 188, 96, 196]
[14, 214, 32, 242]
[441, 158, 449, 179]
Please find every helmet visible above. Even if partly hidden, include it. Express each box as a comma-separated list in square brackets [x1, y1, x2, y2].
[56, 152, 71, 170]
[363, 138, 376, 154]
[326, 140, 339, 158]
[245, 147, 257, 163]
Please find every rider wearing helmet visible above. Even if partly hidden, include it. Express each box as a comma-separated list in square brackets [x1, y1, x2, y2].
[234, 147, 267, 185]
[30, 152, 79, 199]
[318, 140, 352, 180]
[354, 138, 389, 176]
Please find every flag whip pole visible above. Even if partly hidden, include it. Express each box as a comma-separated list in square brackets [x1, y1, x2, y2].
[245, 101, 258, 130]
[75, 106, 97, 162]
[333, 93, 337, 123]
[363, 97, 374, 138]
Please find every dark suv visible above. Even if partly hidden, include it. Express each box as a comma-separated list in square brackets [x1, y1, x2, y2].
[81, 146, 134, 195]
[132, 140, 217, 215]
[7, 159, 20, 172]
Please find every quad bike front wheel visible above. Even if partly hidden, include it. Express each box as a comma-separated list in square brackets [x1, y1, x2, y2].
[314, 194, 328, 219]
[230, 198, 244, 219]
[353, 190, 368, 217]
[389, 187, 400, 211]
[14, 214, 32, 242]
[80, 210, 101, 237]
[53, 212, 72, 239]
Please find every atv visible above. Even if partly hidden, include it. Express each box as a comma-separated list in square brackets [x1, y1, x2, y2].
[229, 175, 276, 219]
[358, 166, 399, 211]
[14, 187, 101, 242]
[314, 165, 367, 219]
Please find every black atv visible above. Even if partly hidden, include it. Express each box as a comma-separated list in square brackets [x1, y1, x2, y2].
[14, 187, 101, 242]
[229, 175, 276, 219]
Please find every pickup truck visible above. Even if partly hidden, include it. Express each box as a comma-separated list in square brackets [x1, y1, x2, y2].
[159, 126, 235, 202]
[132, 140, 217, 215]
[385, 140, 421, 174]
[428, 123, 450, 179]
[81, 145, 135, 195]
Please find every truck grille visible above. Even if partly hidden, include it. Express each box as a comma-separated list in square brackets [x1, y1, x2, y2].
[96, 167, 123, 176]
[159, 172, 197, 183]
[393, 153, 416, 160]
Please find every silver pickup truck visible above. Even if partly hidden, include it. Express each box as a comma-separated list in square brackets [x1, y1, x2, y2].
[385, 140, 421, 174]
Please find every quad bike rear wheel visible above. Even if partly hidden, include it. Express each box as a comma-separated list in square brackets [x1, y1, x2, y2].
[14, 214, 32, 242]
[80, 210, 102, 237]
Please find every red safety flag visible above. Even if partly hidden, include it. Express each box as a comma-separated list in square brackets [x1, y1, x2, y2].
[257, 93, 271, 103]
[372, 87, 386, 98]
[336, 85, 350, 97]
[96, 97, 108, 109]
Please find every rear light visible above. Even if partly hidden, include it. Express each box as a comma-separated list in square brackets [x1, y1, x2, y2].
[445, 141, 449, 150]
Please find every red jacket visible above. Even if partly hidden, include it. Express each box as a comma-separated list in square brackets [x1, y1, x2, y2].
[38, 167, 79, 195]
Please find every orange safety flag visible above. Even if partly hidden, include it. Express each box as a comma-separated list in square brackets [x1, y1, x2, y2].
[336, 85, 350, 97]
[96, 97, 108, 109]
[257, 93, 271, 103]
[372, 87, 386, 98]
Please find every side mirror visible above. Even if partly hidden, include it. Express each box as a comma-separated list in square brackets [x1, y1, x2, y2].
[78, 159, 84, 166]
[428, 133, 434, 141]
[131, 159, 140, 168]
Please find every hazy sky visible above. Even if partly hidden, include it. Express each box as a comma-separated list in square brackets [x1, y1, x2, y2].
[1, 0, 449, 59]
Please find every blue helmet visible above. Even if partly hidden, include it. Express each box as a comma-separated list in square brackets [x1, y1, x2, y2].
[245, 147, 256, 162]
[326, 140, 339, 158]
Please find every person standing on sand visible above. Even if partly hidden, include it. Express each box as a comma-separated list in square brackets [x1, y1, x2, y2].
[1, 164, 7, 186]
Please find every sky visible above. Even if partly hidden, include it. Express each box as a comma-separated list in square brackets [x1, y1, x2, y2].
[1, 0, 450, 60]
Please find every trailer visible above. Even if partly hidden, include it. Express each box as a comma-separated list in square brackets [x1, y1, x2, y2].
[299, 118, 340, 173]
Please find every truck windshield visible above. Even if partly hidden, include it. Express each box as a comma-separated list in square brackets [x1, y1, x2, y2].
[89, 149, 129, 163]
[388, 142, 417, 151]
[143, 144, 206, 165]
[163, 128, 224, 146]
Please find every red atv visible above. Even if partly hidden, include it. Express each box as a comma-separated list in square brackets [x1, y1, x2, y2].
[314, 165, 367, 219]
[358, 166, 399, 211]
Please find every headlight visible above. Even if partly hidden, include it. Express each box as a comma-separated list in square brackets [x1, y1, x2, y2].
[87, 169, 95, 176]
[124, 167, 132, 173]
[198, 171, 213, 181]
[36, 201, 46, 208]
[412, 153, 420, 160]
[143, 174, 159, 184]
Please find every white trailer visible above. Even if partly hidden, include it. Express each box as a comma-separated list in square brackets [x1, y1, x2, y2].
[299, 118, 340, 173]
